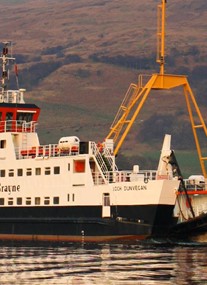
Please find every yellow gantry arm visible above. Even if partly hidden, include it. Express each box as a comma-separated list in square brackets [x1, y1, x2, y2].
[106, 73, 207, 177]
[157, 0, 166, 75]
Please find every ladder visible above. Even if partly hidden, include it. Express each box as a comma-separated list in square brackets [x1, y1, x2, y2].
[91, 142, 118, 180]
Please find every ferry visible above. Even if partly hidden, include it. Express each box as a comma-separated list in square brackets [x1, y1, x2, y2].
[0, 42, 180, 242]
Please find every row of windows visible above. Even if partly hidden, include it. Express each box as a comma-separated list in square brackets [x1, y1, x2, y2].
[0, 194, 76, 206]
[0, 166, 61, 177]
[0, 160, 86, 178]
[0, 196, 60, 206]
[0, 112, 34, 122]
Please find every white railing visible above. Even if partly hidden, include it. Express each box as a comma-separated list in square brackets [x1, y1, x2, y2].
[16, 144, 79, 159]
[183, 179, 206, 191]
[0, 120, 36, 133]
[0, 90, 25, 104]
[92, 170, 158, 185]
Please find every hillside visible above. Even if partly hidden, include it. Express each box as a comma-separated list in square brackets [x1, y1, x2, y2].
[0, 0, 207, 175]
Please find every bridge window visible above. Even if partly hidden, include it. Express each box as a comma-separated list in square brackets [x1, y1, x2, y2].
[0, 198, 4, 205]
[17, 112, 33, 122]
[6, 112, 13, 120]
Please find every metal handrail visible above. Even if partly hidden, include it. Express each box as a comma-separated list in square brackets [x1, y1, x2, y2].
[0, 120, 37, 133]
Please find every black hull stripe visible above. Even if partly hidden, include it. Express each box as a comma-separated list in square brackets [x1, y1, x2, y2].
[0, 204, 175, 226]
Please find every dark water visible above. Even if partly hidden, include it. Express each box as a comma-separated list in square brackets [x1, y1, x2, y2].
[0, 240, 207, 285]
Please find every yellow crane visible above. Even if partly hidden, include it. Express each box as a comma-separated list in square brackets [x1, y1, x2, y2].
[106, 0, 207, 177]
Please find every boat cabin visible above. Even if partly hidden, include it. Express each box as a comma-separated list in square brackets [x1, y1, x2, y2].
[0, 89, 40, 133]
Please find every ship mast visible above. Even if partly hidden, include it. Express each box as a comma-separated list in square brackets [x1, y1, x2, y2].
[0, 41, 15, 95]
[0, 42, 25, 104]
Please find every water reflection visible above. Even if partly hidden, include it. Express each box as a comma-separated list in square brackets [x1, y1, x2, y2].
[0, 241, 207, 284]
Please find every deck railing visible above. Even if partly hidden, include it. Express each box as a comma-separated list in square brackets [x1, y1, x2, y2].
[0, 120, 36, 133]
[182, 179, 206, 191]
[92, 170, 158, 185]
[16, 144, 79, 159]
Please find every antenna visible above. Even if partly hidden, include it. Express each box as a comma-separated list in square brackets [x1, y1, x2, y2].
[156, 0, 166, 75]
[0, 41, 15, 94]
